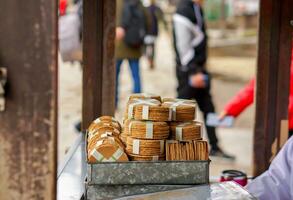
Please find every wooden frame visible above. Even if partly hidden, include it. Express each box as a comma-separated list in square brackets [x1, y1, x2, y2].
[82, 0, 116, 129]
[0, 0, 292, 198]
[254, 0, 293, 176]
[0, 0, 58, 199]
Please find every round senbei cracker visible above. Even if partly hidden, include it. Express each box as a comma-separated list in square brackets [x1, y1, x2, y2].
[88, 125, 120, 141]
[88, 116, 121, 132]
[126, 137, 165, 156]
[88, 135, 125, 153]
[128, 120, 169, 140]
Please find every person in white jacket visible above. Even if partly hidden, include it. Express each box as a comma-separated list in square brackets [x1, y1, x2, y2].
[246, 136, 293, 200]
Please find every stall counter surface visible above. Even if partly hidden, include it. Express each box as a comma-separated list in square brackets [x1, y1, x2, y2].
[115, 181, 257, 200]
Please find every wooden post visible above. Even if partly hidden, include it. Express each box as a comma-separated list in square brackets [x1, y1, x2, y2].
[254, 0, 292, 176]
[0, 0, 58, 199]
[82, 0, 116, 129]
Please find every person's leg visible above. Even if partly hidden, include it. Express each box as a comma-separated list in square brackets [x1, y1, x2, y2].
[115, 59, 123, 107]
[128, 59, 141, 93]
[195, 90, 218, 150]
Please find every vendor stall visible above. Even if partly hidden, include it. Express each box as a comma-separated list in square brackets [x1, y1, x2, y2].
[0, 0, 292, 199]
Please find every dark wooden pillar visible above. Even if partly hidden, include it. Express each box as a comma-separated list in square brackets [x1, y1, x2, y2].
[254, 0, 293, 176]
[82, 0, 116, 129]
[0, 0, 58, 199]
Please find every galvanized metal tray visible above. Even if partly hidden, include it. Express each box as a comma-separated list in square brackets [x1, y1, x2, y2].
[85, 132, 210, 199]
[87, 160, 209, 185]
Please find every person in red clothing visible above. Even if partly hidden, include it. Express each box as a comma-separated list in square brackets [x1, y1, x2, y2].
[220, 49, 293, 136]
[59, 0, 67, 16]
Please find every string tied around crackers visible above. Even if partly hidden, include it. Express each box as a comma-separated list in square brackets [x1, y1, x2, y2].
[128, 98, 160, 120]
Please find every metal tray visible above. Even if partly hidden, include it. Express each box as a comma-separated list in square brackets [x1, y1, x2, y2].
[85, 132, 210, 199]
[87, 160, 209, 185]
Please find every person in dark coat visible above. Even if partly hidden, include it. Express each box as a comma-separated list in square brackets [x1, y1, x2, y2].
[115, 0, 150, 106]
[173, 0, 234, 159]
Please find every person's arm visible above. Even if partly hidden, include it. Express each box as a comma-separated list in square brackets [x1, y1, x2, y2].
[173, 13, 204, 75]
[221, 79, 255, 118]
[246, 137, 293, 200]
[116, 0, 126, 41]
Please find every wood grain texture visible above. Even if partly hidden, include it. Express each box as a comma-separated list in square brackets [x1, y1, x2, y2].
[254, 0, 292, 176]
[82, 0, 116, 129]
[0, 0, 58, 199]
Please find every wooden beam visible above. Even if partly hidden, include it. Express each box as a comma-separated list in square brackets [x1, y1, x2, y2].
[254, 0, 292, 176]
[0, 0, 58, 199]
[82, 0, 116, 129]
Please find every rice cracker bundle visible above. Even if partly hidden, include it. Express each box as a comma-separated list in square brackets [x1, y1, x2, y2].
[128, 120, 169, 140]
[88, 137, 128, 163]
[166, 140, 208, 161]
[128, 93, 162, 102]
[87, 116, 128, 163]
[88, 125, 121, 141]
[162, 98, 197, 121]
[88, 116, 122, 133]
[169, 121, 202, 141]
[125, 98, 169, 121]
[126, 137, 165, 156]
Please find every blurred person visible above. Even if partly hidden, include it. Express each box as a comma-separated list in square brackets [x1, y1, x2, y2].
[144, 0, 168, 70]
[246, 136, 293, 200]
[219, 48, 293, 137]
[173, 0, 234, 159]
[115, 0, 148, 106]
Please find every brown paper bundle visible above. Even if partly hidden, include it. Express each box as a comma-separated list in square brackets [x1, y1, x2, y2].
[88, 116, 121, 133]
[128, 154, 165, 161]
[87, 137, 128, 163]
[125, 99, 169, 121]
[169, 121, 202, 141]
[128, 93, 162, 102]
[126, 137, 165, 156]
[162, 98, 197, 121]
[128, 120, 169, 139]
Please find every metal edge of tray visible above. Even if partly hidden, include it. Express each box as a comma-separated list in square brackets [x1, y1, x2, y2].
[114, 182, 258, 200]
[85, 182, 198, 200]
